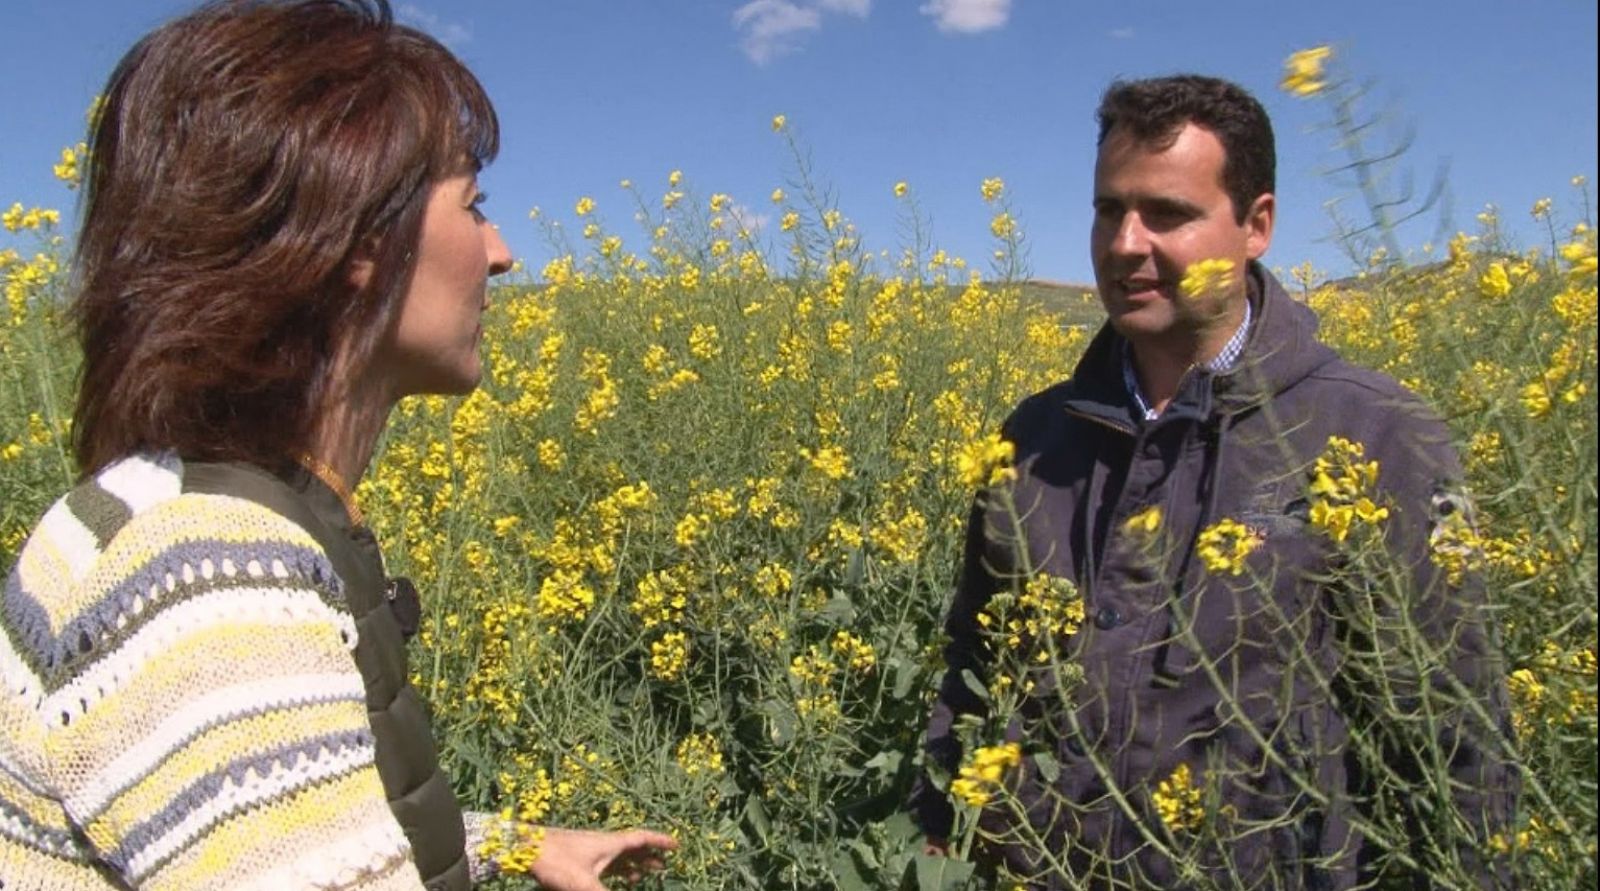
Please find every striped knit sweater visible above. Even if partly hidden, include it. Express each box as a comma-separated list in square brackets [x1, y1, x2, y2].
[1, 452, 425, 889]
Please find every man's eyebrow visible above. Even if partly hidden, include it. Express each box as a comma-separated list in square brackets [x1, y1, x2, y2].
[1143, 196, 1201, 215]
[1091, 194, 1201, 216]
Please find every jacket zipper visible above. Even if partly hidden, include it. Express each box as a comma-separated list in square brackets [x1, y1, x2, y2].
[1062, 405, 1135, 438]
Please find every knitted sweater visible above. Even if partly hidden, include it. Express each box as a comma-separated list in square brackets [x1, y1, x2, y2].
[1, 452, 426, 889]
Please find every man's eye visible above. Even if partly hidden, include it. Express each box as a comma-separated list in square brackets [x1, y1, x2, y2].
[469, 191, 490, 218]
[1145, 205, 1193, 227]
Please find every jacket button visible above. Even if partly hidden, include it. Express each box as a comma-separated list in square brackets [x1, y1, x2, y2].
[1094, 606, 1120, 630]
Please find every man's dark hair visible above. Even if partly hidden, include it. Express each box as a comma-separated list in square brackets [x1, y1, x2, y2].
[1096, 75, 1275, 224]
[70, 0, 498, 476]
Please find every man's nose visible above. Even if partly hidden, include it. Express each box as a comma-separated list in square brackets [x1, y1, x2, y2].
[1110, 213, 1151, 256]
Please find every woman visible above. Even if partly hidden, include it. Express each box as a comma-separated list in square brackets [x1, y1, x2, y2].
[0, 1, 674, 888]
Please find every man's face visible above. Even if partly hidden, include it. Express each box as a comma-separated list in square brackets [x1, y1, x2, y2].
[1090, 122, 1274, 348]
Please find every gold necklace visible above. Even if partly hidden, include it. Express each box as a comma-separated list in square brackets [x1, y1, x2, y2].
[297, 453, 365, 527]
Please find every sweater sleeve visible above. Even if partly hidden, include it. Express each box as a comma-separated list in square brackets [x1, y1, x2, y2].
[10, 491, 427, 890]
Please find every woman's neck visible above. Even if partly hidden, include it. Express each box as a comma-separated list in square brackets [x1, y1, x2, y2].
[304, 374, 395, 492]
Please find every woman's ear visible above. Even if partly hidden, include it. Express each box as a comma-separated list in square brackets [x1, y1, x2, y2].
[345, 236, 382, 290]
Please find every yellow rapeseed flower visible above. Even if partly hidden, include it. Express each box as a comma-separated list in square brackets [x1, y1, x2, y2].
[574, 196, 595, 216]
[1520, 380, 1553, 419]
[956, 433, 1016, 489]
[949, 742, 1022, 807]
[894, 181, 909, 198]
[688, 323, 721, 360]
[989, 212, 1015, 239]
[1123, 505, 1163, 535]
[2, 204, 59, 233]
[801, 445, 850, 481]
[980, 177, 1004, 203]
[1179, 258, 1236, 299]
[771, 114, 786, 132]
[830, 631, 877, 672]
[1558, 239, 1597, 278]
[1478, 262, 1513, 299]
[650, 632, 689, 682]
[536, 439, 565, 471]
[1281, 45, 1332, 97]
[674, 732, 725, 777]
[53, 143, 86, 189]
[536, 570, 596, 624]
[1307, 436, 1388, 543]
[770, 187, 785, 204]
[1195, 517, 1262, 576]
[753, 563, 792, 597]
[1152, 762, 1205, 832]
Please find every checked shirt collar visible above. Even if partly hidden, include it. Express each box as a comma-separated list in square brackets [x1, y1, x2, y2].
[1122, 299, 1253, 422]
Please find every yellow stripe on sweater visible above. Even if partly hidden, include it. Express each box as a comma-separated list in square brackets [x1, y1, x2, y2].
[0, 838, 122, 890]
[50, 614, 358, 782]
[39, 494, 328, 633]
[0, 757, 74, 835]
[140, 768, 406, 891]
[90, 698, 372, 840]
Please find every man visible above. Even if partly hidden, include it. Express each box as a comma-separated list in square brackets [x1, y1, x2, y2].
[911, 75, 1516, 889]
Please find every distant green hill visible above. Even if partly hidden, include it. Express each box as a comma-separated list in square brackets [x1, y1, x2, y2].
[1016, 279, 1103, 328]
[494, 276, 1108, 330]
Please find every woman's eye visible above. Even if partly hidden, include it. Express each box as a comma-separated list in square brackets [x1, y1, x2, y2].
[469, 191, 490, 219]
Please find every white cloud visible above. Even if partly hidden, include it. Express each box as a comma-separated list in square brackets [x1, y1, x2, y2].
[729, 203, 770, 235]
[1110, 27, 1136, 40]
[919, 0, 1010, 34]
[733, 0, 870, 65]
[398, 4, 472, 49]
[817, 0, 871, 16]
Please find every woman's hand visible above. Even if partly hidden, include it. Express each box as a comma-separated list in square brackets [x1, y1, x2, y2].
[528, 827, 678, 891]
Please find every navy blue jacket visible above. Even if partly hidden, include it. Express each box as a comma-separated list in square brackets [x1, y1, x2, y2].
[913, 265, 1516, 889]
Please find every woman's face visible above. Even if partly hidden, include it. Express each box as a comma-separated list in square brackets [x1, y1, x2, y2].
[373, 173, 513, 397]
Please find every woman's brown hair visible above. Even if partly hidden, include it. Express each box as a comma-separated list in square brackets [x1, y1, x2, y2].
[70, 0, 498, 476]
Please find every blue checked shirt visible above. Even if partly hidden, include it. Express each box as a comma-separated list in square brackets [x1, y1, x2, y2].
[1122, 300, 1253, 421]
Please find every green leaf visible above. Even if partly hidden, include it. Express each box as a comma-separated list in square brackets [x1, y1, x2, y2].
[890, 655, 920, 699]
[845, 547, 866, 585]
[742, 795, 771, 846]
[848, 838, 881, 870]
[830, 844, 872, 891]
[877, 810, 920, 845]
[914, 851, 977, 891]
[959, 668, 991, 705]
[1033, 749, 1060, 783]
[762, 699, 797, 745]
[865, 749, 904, 777]
[820, 590, 858, 624]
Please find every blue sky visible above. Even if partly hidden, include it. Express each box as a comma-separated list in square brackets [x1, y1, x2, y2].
[3, 0, 1595, 285]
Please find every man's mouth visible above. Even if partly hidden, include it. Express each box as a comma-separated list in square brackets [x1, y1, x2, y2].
[1119, 277, 1167, 297]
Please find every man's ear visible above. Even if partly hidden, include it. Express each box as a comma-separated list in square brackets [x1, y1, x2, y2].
[1245, 192, 1275, 260]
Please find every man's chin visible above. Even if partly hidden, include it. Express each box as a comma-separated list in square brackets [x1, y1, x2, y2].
[1105, 307, 1173, 341]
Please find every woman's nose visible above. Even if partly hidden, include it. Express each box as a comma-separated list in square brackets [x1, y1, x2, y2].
[484, 222, 513, 277]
